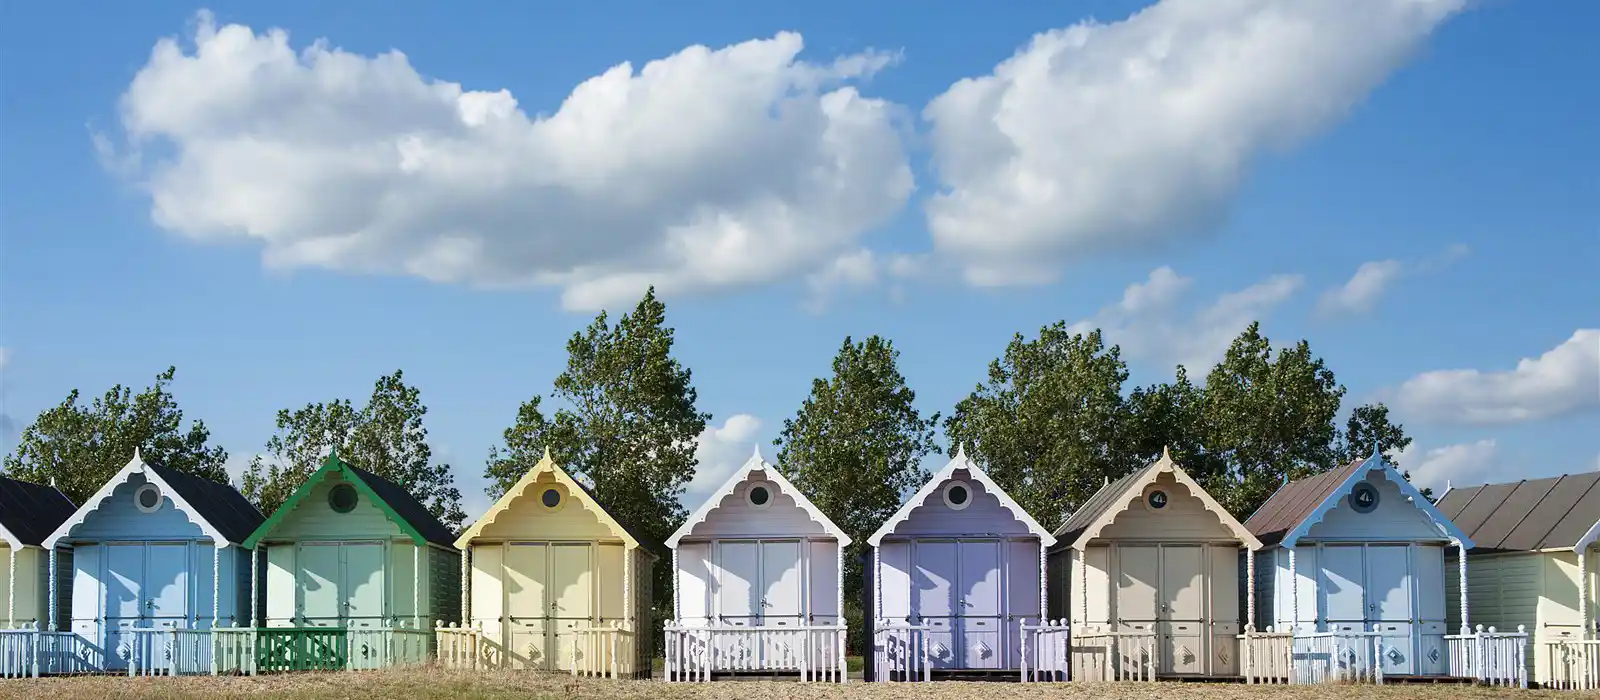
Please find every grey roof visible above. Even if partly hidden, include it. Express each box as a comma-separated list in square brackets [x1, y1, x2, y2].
[0, 474, 77, 546]
[146, 464, 266, 546]
[1051, 461, 1159, 550]
[1245, 458, 1366, 548]
[1436, 473, 1600, 552]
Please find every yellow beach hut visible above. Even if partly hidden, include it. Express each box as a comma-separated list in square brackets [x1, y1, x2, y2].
[443, 449, 658, 678]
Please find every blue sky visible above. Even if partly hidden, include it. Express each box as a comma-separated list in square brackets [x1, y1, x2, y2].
[1, 0, 1595, 519]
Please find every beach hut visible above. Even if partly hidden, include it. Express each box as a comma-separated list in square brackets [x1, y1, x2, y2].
[1437, 472, 1600, 688]
[664, 448, 849, 682]
[242, 451, 460, 671]
[1243, 450, 1471, 681]
[868, 446, 1055, 680]
[0, 474, 76, 677]
[445, 448, 658, 677]
[1048, 449, 1259, 680]
[41, 451, 263, 674]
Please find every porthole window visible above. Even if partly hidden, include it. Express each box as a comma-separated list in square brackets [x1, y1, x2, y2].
[134, 484, 163, 513]
[1349, 483, 1380, 514]
[328, 483, 359, 514]
[747, 483, 773, 510]
[1145, 488, 1169, 511]
[943, 481, 972, 511]
[540, 487, 564, 511]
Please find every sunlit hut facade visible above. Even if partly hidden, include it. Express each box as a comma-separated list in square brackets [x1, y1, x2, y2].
[665, 448, 850, 682]
[1244, 450, 1472, 681]
[446, 448, 658, 678]
[43, 451, 263, 674]
[243, 451, 460, 672]
[868, 446, 1056, 681]
[1048, 449, 1260, 680]
[1438, 473, 1600, 688]
[0, 474, 76, 678]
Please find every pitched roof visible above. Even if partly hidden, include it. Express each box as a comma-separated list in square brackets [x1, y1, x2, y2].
[1052, 449, 1261, 552]
[669, 448, 850, 548]
[44, 451, 263, 548]
[244, 452, 457, 548]
[868, 445, 1054, 548]
[456, 448, 664, 557]
[1436, 472, 1600, 552]
[0, 474, 77, 548]
[1244, 452, 1467, 549]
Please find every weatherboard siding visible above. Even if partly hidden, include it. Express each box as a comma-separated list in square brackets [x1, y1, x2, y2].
[1097, 472, 1237, 542]
[886, 470, 1034, 538]
[265, 473, 405, 541]
[681, 479, 829, 540]
[1302, 475, 1445, 542]
[64, 473, 207, 542]
[0, 545, 51, 627]
[475, 476, 627, 542]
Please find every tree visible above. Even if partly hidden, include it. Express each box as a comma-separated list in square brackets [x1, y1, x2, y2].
[483, 287, 708, 618]
[1123, 365, 1218, 478]
[1336, 402, 1429, 498]
[242, 370, 466, 530]
[944, 326, 1133, 529]
[1198, 323, 1346, 518]
[4, 367, 228, 503]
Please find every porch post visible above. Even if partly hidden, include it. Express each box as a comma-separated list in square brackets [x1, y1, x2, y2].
[460, 547, 469, 628]
[413, 545, 421, 629]
[1457, 539, 1469, 635]
[1038, 544, 1047, 626]
[671, 548, 681, 623]
[212, 546, 221, 627]
[47, 548, 57, 632]
[1288, 548, 1298, 634]
[1245, 546, 1256, 632]
[837, 544, 846, 683]
[1580, 546, 1589, 640]
[872, 546, 881, 620]
[1079, 549, 1087, 627]
[623, 547, 631, 629]
[250, 547, 260, 628]
[7, 546, 15, 628]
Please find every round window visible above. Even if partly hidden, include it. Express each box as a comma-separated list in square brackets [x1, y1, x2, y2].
[541, 488, 563, 509]
[134, 484, 162, 513]
[1146, 489, 1169, 511]
[1349, 483, 1380, 514]
[328, 483, 359, 514]
[943, 481, 972, 510]
[747, 484, 772, 509]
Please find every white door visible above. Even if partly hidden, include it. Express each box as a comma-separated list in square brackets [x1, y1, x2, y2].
[1321, 545, 1367, 633]
[759, 541, 803, 627]
[1159, 545, 1205, 675]
[1367, 545, 1414, 675]
[717, 542, 760, 626]
[913, 541, 959, 668]
[504, 543, 548, 669]
[958, 540, 1003, 669]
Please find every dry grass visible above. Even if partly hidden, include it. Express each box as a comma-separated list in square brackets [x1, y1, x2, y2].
[0, 669, 1570, 700]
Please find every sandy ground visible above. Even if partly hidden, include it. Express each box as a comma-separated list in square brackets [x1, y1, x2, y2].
[0, 669, 1566, 700]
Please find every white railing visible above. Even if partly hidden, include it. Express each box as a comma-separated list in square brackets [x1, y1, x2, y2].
[0, 627, 41, 678]
[1069, 629, 1156, 682]
[1019, 619, 1070, 681]
[664, 623, 847, 682]
[347, 627, 433, 670]
[0, 627, 92, 678]
[870, 622, 931, 682]
[1291, 631, 1383, 684]
[212, 626, 257, 675]
[1238, 627, 1295, 684]
[1544, 637, 1600, 690]
[123, 629, 178, 676]
[571, 622, 638, 679]
[1446, 625, 1527, 688]
[435, 622, 486, 669]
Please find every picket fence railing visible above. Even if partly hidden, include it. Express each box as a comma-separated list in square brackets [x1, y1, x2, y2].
[869, 622, 931, 682]
[434, 623, 486, 669]
[1237, 628, 1295, 684]
[0, 626, 92, 678]
[1018, 620, 1070, 681]
[570, 622, 637, 679]
[1068, 629, 1157, 682]
[1446, 625, 1528, 688]
[1544, 638, 1600, 690]
[664, 623, 846, 682]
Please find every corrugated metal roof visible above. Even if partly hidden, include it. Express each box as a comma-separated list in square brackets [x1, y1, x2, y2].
[1244, 458, 1365, 548]
[0, 474, 77, 546]
[1436, 472, 1600, 552]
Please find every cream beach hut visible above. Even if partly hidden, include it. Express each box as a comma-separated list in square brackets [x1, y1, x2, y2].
[0, 474, 76, 677]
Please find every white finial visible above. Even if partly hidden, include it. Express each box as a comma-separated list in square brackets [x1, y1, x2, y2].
[134, 446, 142, 462]
[751, 443, 765, 467]
[49, 477, 57, 489]
[1446, 479, 1451, 492]
[1104, 475, 1110, 488]
[955, 443, 969, 461]
[1161, 445, 1172, 462]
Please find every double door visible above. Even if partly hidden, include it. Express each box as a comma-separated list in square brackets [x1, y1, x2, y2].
[298, 541, 386, 628]
[715, 540, 803, 627]
[1116, 544, 1214, 675]
[1320, 544, 1432, 675]
[101, 542, 191, 669]
[912, 539, 1003, 669]
[503, 542, 594, 670]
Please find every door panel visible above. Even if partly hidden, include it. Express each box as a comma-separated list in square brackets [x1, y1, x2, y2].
[145, 543, 189, 625]
[343, 543, 385, 627]
[759, 541, 803, 626]
[958, 541, 1002, 669]
[1211, 622, 1240, 675]
[597, 544, 626, 623]
[1375, 621, 1415, 674]
[1366, 546, 1412, 622]
[299, 544, 341, 625]
[550, 543, 592, 670]
[717, 542, 759, 624]
[106, 544, 145, 621]
[1161, 546, 1203, 622]
[913, 542, 958, 668]
[505, 543, 549, 669]
[470, 545, 504, 665]
[1117, 545, 1158, 625]
[1321, 545, 1366, 625]
[1161, 621, 1205, 674]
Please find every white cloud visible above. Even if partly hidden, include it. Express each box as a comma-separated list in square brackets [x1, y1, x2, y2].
[222, 451, 258, 489]
[0, 346, 10, 372]
[1397, 439, 1498, 493]
[683, 414, 763, 502]
[105, 12, 913, 311]
[1317, 259, 1403, 317]
[1395, 329, 1600, 425]
[1069, 266, 1303, 370]
[922, 0, 1464, 285]
[802, 249, 928, 311]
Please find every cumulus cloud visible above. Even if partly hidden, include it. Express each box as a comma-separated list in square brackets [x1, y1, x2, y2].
[103, 12, 913, 311]
[682, 413, 763, 502]
[1068, 266, 1303, 371]
[922, 0, 1464, 285]
[1395, 329, 1600, 425]
[1315, 245, 1469, 317]
[1397, 439, 1499, 493]
[803, 249, 927, 312]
